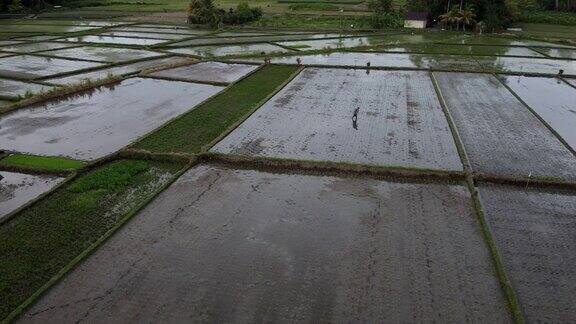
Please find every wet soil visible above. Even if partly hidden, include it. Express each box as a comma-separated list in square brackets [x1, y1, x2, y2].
[212, 68, 462, 171]
[435, 72, 576, 180]
[0, 78, 223, 160]
[20, 165, 511, 323]
[479, 184, 576, 322]
[503, 75, 576, 151]
[0, 171, 63, 221]
[150, 61, 258, 83]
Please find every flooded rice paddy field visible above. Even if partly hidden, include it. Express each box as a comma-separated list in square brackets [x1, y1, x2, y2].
[0, 78, 222, 160]
[149, 61, 258, 84]
[503, 75, 576, 151]
[212, 68, 462, 171]
[1, 19, 576, 322]
[479, 184, 576, 322]
[21, 165, 510, 323]
[0, 79, 53, 98]
[0, 54, 103, 80]
[0, 170, 64, 221]
[40, 46, 163, 63]
[434, 72, 576, 180]
[43, 56, 188, 85]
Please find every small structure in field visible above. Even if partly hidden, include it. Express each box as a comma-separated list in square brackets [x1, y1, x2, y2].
[404, 11, 430, 28]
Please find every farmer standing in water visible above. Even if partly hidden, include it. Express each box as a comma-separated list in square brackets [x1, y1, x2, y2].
[352, 107, 359, 130]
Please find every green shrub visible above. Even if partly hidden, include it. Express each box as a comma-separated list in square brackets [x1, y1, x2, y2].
[288, 2, 339, 10]
[520, 10, 576, 25]
[370, 11, 403, 28]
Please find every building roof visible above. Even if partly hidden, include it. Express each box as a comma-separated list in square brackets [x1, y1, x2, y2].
[405, 11, 429, 21]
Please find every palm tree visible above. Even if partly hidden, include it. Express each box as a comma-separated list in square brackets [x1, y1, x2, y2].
[459, 7, 476, 31]
[439, 8, 459, 30]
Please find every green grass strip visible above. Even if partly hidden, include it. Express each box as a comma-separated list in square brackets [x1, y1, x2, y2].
[0, 154, 86, 173]
[132, 64, 299, 154]
[0, 159, 185, 321]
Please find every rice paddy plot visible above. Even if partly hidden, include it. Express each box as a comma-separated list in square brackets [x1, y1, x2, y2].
[210, 31, 279, 37]
[0, 78, 53, 98]
[533, 47, 576, 59]
[0, 78, 223, 160]
[97, 31, 192, 40]
[21, 165, 510, 322]
[503, 75, 576, 151]
[41, 46, 163, 63]
[251, 52, 482, 70]
[0, 55, 102, 79]
[212, 68, 462, 171]
[458, 36, 575, 49]
[0, 40, 24, 46]
[476, 56, 576, 75]
[0, 24, 97, 33]
[479, 184, 576, 323]
[434, 72, 576, 180]
[0, 171, 64, 221]
[169, 43, 289, 57]
[380, 44, 543, 57]
[62, 35, 168, 46]
[0, 42, 78, 54]
[253, 52, 420, 67]
[45, 56, 185, 85]
[168, 33, 344, 47]
[12, 35, 61, 42]
[111, 26, 212, 35]
[149, 61, 258, 83]
[278, 36, 376, 50]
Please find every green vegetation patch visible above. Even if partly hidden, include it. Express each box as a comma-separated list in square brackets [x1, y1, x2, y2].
[133, 65, 298, 154]
[288, 3, 340, 11]
[520, 11, 576, 26]
[0, 154, 86, 172]
[0, 159, 184, 320]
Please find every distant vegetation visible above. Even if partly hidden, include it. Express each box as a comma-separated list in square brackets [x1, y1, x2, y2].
[520, 9, 576, 24]
[187, 0, 262, 26]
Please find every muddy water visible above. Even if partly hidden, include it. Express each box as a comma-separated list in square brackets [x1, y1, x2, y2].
[212, 68, 462, 170]
[0, 55, 102, 79]
[63, 35, 167, 46]
[20, 165, 511, 323]
[0, 171, 63, 221]
[169, 43, 288, 57]
[42, 46, 163, 63]
[435, 72, 576, 180]
[45, 56, 185, 85]
[0, 78, 223, 160]
[479, 184, 576, 323]
[504, 75, 576, 151]
[150, 61, 258, 83]
[0, 79, 53, 97]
